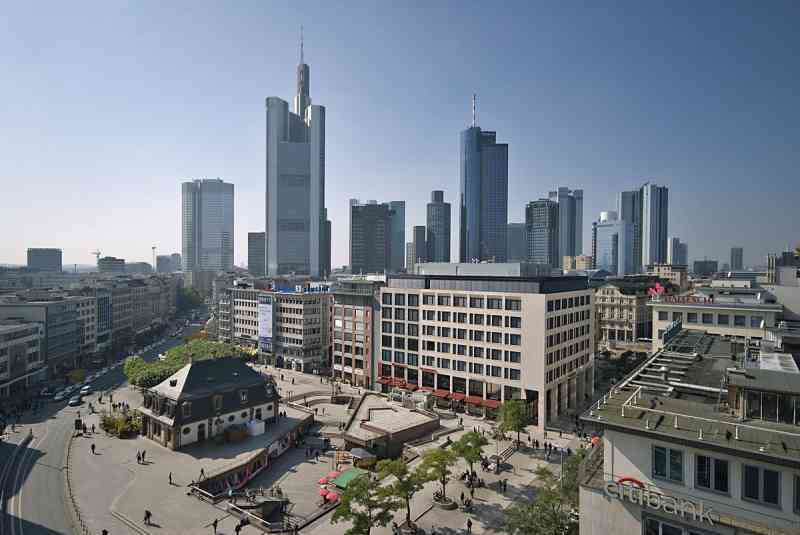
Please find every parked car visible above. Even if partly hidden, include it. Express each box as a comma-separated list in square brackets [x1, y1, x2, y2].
[68, 395, 83, 407]
[53, 391, 67, 402]
[80, 385, 92, 396]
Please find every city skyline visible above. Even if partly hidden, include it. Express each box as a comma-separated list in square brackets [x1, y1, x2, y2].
[2, 2, 799, 269]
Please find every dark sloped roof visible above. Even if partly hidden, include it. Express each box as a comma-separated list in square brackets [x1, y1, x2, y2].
[151, 358, 269, 401]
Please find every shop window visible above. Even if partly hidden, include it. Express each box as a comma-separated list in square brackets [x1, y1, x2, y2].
[653, 445, 683, 483]
[686, 313, 697, 324]
[702, 313, 714, 325]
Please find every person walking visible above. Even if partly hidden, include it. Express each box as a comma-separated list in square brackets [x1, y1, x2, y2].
[143, 510, 152, 526]
[136, 451, 141, 464]
[212, 518, 218, 534]
[502, 478, 507, 493]
[200, 468, 205, 480]
[142, 450, 146, 463]
[91, 443, 96, 455]
[466, 518, 473, 534]
[169, 472, 173, 485]
[460, 491, 465, 504]
[91, 424, 95, 434]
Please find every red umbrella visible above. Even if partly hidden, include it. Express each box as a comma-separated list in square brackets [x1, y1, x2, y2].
[318, 477, 328, 485]
[326, 492, 339, 501]
[327, 471, 340, 479]
[318, 488, 329, 497]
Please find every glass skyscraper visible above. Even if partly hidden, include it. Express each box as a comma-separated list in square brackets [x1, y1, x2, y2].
[459, 122, 508, 263]
[525, 199, 559, 267]
[181, 178, 234, 273]
[548, 187, 583, 268]
[591, 211, 633, 276]
[426, 190, 451, 262]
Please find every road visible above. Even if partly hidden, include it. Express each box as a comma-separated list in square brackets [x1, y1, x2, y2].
[0, 320, 203, 535]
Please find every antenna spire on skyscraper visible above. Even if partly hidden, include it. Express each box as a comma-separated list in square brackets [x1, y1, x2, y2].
[300, 25, 304, 64]
[472, 93, 477, 127]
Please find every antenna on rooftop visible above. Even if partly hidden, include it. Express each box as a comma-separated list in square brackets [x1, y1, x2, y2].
[472, 93, 477, 127]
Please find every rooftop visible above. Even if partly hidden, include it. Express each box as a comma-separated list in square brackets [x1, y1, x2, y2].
[344, 393, 438, 443]
[387, 273, 588, 294]
[150, 358, 275, 402]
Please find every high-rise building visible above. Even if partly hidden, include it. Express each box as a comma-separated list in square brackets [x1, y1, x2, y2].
[506, 223, 527, 262]
[426, 190, 451, 262]
[405, 243, 416, 273]
[693, 259, 719, 276]
[264, 34, 326, 277]
[730, 246, 744, 271]
[412, 225, 427, 266]
[459, 98, 508, 263]
[666, 237, 688, 266]
[321, 209, 332, 277]
[181, 178, 234, 276]
[156, 255, 172, 273]
[248, 232, 266, 277]
[170, 253, 182, 272]
[26, 248, 62, 272]
[97, 256, 125, 273]
[349, 200, 396, 274]
[525, 199, 559, 267]
[591, 211, 633, 276]
[641, 183, 669, 267]
[388, 201, 405, 272]
[617, 189, 642, 271]
[548, 187, 583, 266]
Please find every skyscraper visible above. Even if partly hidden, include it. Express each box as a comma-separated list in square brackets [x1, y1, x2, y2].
[248, 232, 266, 276]
[26, 248, 62, 272]
[667, 237, 688, 266]
[506, 223, 527, 262]
[617, 189, 642, 271]
[349, 200, 397, 274]
[591, 211, 633, 276]
[548, 187, 583, 267]
[426, 190, 451, 262]
[525, 199, 559, 267]
[412, 225, 427, 265]
[730, 246, 744, 271]
[641, 183, 669, 267]
[265, 32, 327, 277]
[181, 178, 234, 273]
[388, 201, 405, 272]
[459, 96, 508, 263]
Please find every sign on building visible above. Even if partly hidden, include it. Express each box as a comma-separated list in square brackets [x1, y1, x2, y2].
[258, 301, 273, 353]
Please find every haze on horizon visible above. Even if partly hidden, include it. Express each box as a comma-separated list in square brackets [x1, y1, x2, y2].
[1, 1, 798, 269]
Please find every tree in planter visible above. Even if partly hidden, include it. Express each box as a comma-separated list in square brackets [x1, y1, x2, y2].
[417, 448, 457, 502]
[499, 399, 528, 446]
[451, 430, 488, 475]
[376, 458, 425, 529]
[332, 474, 395, 535]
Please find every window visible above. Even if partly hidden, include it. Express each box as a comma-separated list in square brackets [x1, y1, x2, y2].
[672, 312, 683, 322]
[382, 349, 392, 362]
[437, 295, 451, 306]
[394, 352, 405, 364]
[734, 315, 746, 326]
[407, 324, 418, 337]
[469, 297, 484, 308]
[509, 369, 520, 380]
[182, 402, 191, 418]
[423, 294, 435, 305]
[394, 293, 405, 306]
[382, 308, 392, 319]
[487, 298, 503, 309]
[453, 296, 467, 307]
[702, 313, 714, 325]
[717, 314, 729, 325]
[407, 294, 419, 307]
[454, 360, 466, 372]
[382, 293, 392, 305]
[213, 395, 223, 412]
[508, 317, 521, 328]
[653, 446, 683, 483]
[408, 309, 419, 322]
[505, 299, 521, 311]
[751, 316, 764, 328]
[407, 354, 418, 366]
[547, 301, 554, 312]
[645, 518, 683, 535]
[507, 351, 521, 363]
[239, 390, 248, 403]
[695, 455, 729, 493]
[687, 313, 697, 324]
[394, 323, 405, 335]
[508, 334, 521, 346]
[742, 465, 780, 506]
[658, 311, 668, 321]
[394, 308, 405, 320]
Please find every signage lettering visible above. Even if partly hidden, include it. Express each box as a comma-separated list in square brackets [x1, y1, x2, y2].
[652, 295, 712, 305]
[604, 480, 718, 526]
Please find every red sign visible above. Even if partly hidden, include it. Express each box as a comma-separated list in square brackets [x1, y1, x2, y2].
[647, 283, 665, 299]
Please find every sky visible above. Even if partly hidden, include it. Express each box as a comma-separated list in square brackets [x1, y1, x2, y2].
[1, 1, 798, 270]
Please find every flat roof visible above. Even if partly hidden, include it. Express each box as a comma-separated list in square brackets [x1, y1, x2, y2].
[386, 274, 588, 294]
[344, 393, 437, 443]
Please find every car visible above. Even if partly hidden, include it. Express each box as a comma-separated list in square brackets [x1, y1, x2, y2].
[65, 385, 77, 394]
[80, 385, 92, 395]
[53, 391, 67, 402]
[68, 395, 83, 406]
[101, 367, 109, 374]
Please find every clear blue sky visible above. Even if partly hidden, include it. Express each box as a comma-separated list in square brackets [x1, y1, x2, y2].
[1, 1, 798, 269]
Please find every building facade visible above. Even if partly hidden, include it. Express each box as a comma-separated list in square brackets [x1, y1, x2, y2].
[592, 211, 634, 276]
[181, 178, 235, 276]
[730, 246, 744, 271]
[264, 41, 326, 278]
[97, 256, 125, 273]
[693, 260, 719, 277]
[459, 121, 509, 263]
[646, 264, 689, 292]
[595, 276, 668, 349]
[549, 187, 583, 267]
[0, 321, 45, 399]
[506, 222, 527, 263]
[526, 199, 559, 267]
[388, 201, 405, 272]
[426, 190, 451, 263]
[641, 183, 669, 267]
[411, 225, 427, 267]
[248, 232, 266, 277]
[349, 200, 394, 274]
[330, 278, 383, 388]
[26, 248, 62, 272]
[667, 237, 689, 266]
[377, 273, 595, 429]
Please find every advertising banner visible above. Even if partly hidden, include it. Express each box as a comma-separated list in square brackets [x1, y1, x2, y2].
[258, 303, 273, 352]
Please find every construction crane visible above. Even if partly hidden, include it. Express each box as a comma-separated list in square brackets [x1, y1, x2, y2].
[91, 250, 101, 264]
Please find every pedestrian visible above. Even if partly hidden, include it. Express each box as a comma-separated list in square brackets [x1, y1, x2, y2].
[502, 478, 507, 492]
[91, 443, 96, 455]
[102, 530, 108, 535]
[235, 523, 242, 535]
[466, 518, 473, 534]
[91, 424, 95, 434]
[212, 518, 218, 534]
[460, 491, 465, 503]
[142, 450, 146, 463]
[200, 468, 205, 480]
[169, 472, 173, 485]
[136, 451, 141, 464]
[469, 487, 474, 499]
[559, 429, 563, 438]
[82, 423, 87, 434]
[143, 510, 152, 525]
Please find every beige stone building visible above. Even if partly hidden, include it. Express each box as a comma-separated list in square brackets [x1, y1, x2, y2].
[647, 263, 689, 291]
[595, 276, 671, 350]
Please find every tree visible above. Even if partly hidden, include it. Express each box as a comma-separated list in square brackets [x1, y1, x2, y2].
[451, 431, 488, 475]
[331, 474, 394, 535]
[177, 287, 203, 312]
[499, 399, 528, 445]
[558, 450, 587, 507]
[417, 448, 457, 501]
[376, 458, 424, 528]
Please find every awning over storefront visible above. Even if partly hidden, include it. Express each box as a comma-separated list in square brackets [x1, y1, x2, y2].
[420, 368, 437, 374]
[419, 386, 434, 392]
[377, 376, 391, 384]
[433, 389, 450, 399]
[465, 395, 484, 406]
[450, 392, 466, 402]
[482, 399, 501, 409]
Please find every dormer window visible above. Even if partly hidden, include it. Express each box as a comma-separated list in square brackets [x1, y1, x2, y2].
[213, 395, 223, 412]
[239, 389, 248, 404]
[182, 402, 191, 418]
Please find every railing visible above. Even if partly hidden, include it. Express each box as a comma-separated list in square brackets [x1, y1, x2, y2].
[578, 437, 604, 487]
[64, 432, 93, 535]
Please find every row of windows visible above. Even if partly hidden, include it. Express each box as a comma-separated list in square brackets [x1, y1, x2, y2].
[546, 339, 589, 365]
[332, 343, 365, 356]
[658, 310, 764, 328]
[383, 349, 521, 366]
[652, 446, 799, 511]
[546, 325, 589, 347]
[546, 309, 589, 329]
[545, 354, 589, 382]
[547, 294, 590, 312]
[332, 355, 365, 368]
[381, 292, 522, 311]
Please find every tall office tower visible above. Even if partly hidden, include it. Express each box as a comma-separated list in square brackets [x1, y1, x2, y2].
[459, 97, 508, 263]
[265, 32, 326, 277]
[412, 225, 427, 265]
[26, 248, 62, 272]
[547, 187, 583, 267]
[617, 189, 642, 271]
[506, 223, 527, 262]
[248, 232, 266, 276]
[730, 246, 744, 271]
[321, 208, 332, 277]
[525, 199, 559, 267]
[349, 200, 395, 274]
[426, 190, 451, 262]
[388, 201, 405, 272]
[666, 237, 688, 266]
[156, 255, 172, 273]
[406, 243, 416, 273]
[592, 211, 633, 276]
[641, 183, 669, 267]
[169, 253, 182, 272]
[181, 179, 234, 274]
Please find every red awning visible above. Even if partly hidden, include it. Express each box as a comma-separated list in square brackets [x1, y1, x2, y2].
[419, 386, 434, 392]
[433, 389, 450, 399]
[465, 395, 484, 406]
[420, 368, 437, 374]
[450, 392, 466, 402]
[482, 399, 501, 409]
[377, 377, 391, 384]
[405, 384, 419, 391]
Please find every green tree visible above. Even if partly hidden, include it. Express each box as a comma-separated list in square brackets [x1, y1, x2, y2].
[451, 431, 489, 475]
[499, 399, 528, 445]
[331, 474, 394, 535]
[558, 449, 587, 507]
[177, 287, 203, 312]
[417, 447, 457, 501]
[376, 458, 424, 528]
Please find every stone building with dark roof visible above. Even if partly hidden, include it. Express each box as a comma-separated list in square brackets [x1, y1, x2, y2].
[138, 358, 279, 450]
